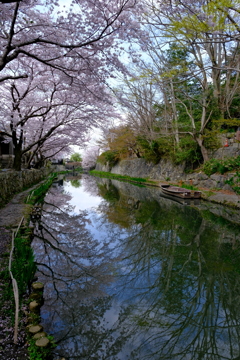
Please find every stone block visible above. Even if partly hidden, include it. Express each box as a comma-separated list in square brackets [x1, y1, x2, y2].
[200, 179, 216, 188]
[29, 300, 40, 312]
[222, 184, 233, 191]
[0, 168, 52, 207]
[33, 331, 47, 340]
[195, 172, 209, 181]
[32, 282, 44, 291]
[35, 337, 50, 348]
[28, 324, 43, 334]
[210, 174, 226, 187]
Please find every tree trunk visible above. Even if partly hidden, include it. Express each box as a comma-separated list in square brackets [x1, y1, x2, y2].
[169, 79, 179, 144]
[13, 146, 22, 171]
[196, 135, 209, 163]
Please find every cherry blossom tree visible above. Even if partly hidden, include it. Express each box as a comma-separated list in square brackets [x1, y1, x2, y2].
[82, 146, 100, 169]
[0, 1, 22, 3]
[0, 0, 142, 82]
[0, 60, 120, 170]
[0, 0, 144, 169]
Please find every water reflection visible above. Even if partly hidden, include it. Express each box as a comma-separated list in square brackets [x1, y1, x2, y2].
[32, 175, 240, 360]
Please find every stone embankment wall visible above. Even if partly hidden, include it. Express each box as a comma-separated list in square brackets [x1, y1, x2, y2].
[97, 177, 240, 225]
[0, 167, 52, 207]
[95, 158, 235, 191]
[0, 155, 14, 169]
[95, 142, 240, 191]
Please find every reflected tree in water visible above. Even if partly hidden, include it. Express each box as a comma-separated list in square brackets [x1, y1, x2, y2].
[70, 179, 81, 188]
[32, 176, 240, 360]
[94, 179, 240, 359]
[32, 185, 126, 359]
[110, 193, 240, 359]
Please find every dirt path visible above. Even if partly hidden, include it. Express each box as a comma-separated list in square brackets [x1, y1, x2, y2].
[0, 190, 32, 229]
[0, 188, 34, 259]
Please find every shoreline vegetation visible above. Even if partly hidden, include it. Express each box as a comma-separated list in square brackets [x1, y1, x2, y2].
[89, 170, 150, 185]
[0, 173, 57, 360]
[89, 169, 240, 209]
[89, 169, 215, 191]
[90, 169, 204, 191]
[94, 155, 240, 194]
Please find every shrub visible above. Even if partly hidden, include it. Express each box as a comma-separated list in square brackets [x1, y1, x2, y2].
[136, 137, 161, 164]
[203, 156, 240, 176]
[173, 136, 202, 168]
[136, 136, 174, 164]
[203, 129, 222, 150]
[97, 150, 120, 167]
[225, 171, 240, 194]
[203, 159, 222, 176]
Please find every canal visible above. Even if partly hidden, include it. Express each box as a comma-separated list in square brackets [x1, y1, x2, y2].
[32, 174, 240, 360]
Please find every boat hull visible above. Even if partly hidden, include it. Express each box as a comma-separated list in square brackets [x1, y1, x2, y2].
[161, 185, 201, 199]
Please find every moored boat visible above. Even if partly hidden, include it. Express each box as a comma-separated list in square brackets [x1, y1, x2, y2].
[161, 184, 201, 199]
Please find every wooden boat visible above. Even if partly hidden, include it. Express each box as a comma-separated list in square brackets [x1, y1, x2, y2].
[160, 192, 201, 205]
[160, 192, 192, 205]
[161, 184, 201, 199]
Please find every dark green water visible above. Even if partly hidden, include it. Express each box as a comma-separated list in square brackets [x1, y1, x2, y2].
[32, 174, 240, 360]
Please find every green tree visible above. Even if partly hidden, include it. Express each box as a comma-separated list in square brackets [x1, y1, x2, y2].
[130, 0, 240, 163]
[70, 153, 82, 162]
[98, 125, 141, 161]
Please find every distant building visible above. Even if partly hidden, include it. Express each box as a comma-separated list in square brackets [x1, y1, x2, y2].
[51, 158, 63, 165]
[0, 135, 14, 156]
[0, 134, 14, 168]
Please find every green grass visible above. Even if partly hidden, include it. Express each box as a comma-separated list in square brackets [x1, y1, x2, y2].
[0, 226, 36, 323]
[203, 190, 215, 197]
[176, 183, 199, 191]
[57, 167, 83, 174]
[225, 171, 240, 195]
[26, 173, 57, 204]
[28, 334, 56, 360]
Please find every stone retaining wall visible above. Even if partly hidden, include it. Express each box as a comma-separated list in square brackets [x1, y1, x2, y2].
[95, 158, 235, 191]
[0, 167, 53, 207]
[0, 155, 14, 169]
[211, 142, 240, 159]
[96, 158, 186, 182]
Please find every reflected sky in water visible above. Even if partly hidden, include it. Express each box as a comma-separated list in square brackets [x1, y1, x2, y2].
[64, 180, 102, 211]
[32, 174, 240, 360]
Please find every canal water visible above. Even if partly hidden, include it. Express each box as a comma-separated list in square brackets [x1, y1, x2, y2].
[32, 174, 240, 360]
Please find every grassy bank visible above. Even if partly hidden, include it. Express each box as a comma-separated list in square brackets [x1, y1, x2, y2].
[89, 170, 152, 186]
[26, 173, 56, 205]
